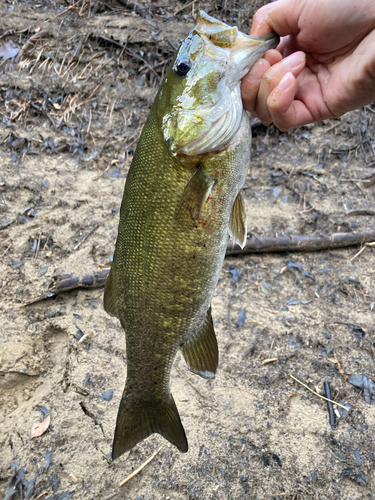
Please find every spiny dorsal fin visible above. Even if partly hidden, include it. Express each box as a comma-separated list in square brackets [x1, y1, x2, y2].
[181, 307, 218, 379]
[175, 167, 215, 223]
[229, 191, 247, 249]
[103, 269, 119, 319]
[112, 390, 188, 459]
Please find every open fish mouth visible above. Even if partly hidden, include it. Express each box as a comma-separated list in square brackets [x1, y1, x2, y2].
[162, 11, 279, 156]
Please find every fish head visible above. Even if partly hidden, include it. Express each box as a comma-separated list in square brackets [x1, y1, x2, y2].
[161, 11, 279, 156]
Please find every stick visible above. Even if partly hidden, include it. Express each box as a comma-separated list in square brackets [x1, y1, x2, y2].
[118, 447, 162, 487]
[1, 241, 12, 257]
[290, 375, 349, 411]
[261, 358, 278, 366]
[242, 338, 259, 360]
[34, 492, 48, 500]
[324, 381, 336, 430]
[73, 223, 99, 251]
[21, 229, 375, 304]
[22, 269, 110, 306]
[226, 231, 375, 255]
[35, 232, 41, 259]
[227, 298, 232, 337]
[174, 0, 197, 15]
[16, 31, 48, 63]
[350, 241, 375, 261]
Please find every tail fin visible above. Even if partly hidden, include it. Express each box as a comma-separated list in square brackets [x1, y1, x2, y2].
[112, 390, 188, 459]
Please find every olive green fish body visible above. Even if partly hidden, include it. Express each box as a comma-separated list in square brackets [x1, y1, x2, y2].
[104, 12, 279, 458]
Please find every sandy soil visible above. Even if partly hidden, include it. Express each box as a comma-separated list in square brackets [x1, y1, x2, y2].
[1, 1, 375, 499]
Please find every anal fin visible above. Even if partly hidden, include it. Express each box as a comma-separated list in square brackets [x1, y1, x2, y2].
[181, 307, 218, 379]
[229, 191, 247, 249]
[175, 167, 215, 223]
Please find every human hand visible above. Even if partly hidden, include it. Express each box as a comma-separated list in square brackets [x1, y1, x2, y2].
[242, 0, 375, 130]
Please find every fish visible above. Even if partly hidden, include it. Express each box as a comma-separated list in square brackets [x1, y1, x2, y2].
[104, 11, 279, 459]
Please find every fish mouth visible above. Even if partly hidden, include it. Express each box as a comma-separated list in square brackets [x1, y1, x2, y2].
[162, 15, 280, 157]
[228, 32, 280, 80]
[252, 32, 280, 45]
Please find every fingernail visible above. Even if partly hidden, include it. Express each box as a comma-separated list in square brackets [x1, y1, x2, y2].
[283, 52, 305, 71]
[248, 59, 268, 81]
[277, 72, 293, 91]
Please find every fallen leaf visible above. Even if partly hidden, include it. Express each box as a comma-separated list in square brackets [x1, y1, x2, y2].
[0, 42, 20, 61]
[31, 413, 51, 438]
[348, 374, 375, 404]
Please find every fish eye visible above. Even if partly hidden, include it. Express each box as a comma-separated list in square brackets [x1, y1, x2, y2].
[174, 58, 191, 76]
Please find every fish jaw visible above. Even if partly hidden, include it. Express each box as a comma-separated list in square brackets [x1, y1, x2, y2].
[162, 11, 278, 156]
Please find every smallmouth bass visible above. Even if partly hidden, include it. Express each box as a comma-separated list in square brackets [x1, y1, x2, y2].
[104, 11, 278, 459]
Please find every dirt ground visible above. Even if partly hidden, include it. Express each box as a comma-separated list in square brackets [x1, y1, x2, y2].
[1, 1, 375, 499]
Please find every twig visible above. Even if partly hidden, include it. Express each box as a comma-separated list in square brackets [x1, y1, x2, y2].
[2, 241, 13, 257]
[16, 31, 48, 63]
[34, 492, 48, 500]
[261, 357, 278, 366]
[22, 268, 110, 306]
[261, 307, 278, 315]
[124, 48, 161, 82]
[92, 161, 115, 181]
[345, 209, 375, 216]
[242, 338, 259, 360]
[357, 108, 368, 163]
[73, 223, 99, 251]
[290, 375, 349, 411]
[324, 122, 340, 134]
[349, 178, 367, 198]
[174, 0, 197, 15]
[46, 1, 79, 21]
[331, 321, 360, 327]
[118, 447, 162, 487]
[365, 105, 375, 115]
[324, 381, 336, 430]
[104, 492, 121, 500]
[226, 231, 375, 255]
[35, 232, 41, 259]
[227, 298, 232, 337]
[350, 242, 375, 261]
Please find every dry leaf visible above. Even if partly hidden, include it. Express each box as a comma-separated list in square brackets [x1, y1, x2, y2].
[31, 413, 51, 438]
[0, 42, 20, 61]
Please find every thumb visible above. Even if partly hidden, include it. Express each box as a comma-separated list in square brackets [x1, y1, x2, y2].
[250, 0, 301, 37]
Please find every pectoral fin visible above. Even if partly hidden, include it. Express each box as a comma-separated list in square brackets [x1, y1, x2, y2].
[181, 307, 218, 379]
[229, 191, 247, 249]
[103, 269, 119, 319]
[175, 167, 215, 223]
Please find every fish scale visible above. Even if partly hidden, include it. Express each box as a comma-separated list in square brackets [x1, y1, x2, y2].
[104, 11, 279, 459]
